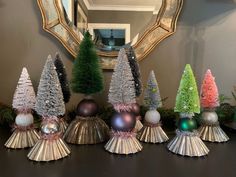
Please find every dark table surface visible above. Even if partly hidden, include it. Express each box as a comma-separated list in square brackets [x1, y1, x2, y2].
[0, 127, 235, 177]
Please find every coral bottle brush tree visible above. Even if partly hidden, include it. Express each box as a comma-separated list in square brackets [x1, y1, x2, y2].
[167, 64, 209, 157]
[5, 67, 39, 149]
[137, 70, 169, 143]
[64, 31, 108, 145]
[198, 69, 229, 142]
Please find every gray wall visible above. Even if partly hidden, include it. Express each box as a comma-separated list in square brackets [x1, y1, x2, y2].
[0, 0, 236, 110]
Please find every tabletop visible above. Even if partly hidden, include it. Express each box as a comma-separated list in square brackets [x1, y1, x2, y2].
[0, 127, 235, 177]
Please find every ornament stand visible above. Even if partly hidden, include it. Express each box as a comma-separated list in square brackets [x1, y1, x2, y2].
[59, 117, 68, 134]
[134, 117, 143, 132]
[105, 131, 142, 154]
[64, 116, 109, 144]
[5, 123, 39, 149]
[138, 121, 168, 143]
[167, 129, 209, 157]
[198, 111, 229, 142]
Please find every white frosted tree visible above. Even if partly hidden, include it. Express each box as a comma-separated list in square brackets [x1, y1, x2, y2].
[144, 70, 162, 110]
[108, 48, 136, 106]
[12, 67, 36, 111]
[35, 55, 65, 117]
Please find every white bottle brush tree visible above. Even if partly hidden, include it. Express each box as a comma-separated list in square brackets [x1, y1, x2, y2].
[12, 67, 36, 127]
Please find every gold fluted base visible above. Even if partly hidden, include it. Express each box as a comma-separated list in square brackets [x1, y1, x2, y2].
[198, 124, 229, 142]
[64, 116, 109, 144]
[104, 132, 143, 155]
[59, 118, 68, 134]
[134, 119, 143, 132]
[137, 125, 169, 143]
[27, 137, 70, 161]
[167, 130, 209, 157]
[5, 129, 40, 149]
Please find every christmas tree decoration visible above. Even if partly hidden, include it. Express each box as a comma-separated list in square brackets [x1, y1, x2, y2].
[167, 64, 209, 157]
[137, 71, 168, 143]
[54, 53, 71, 133]
[105, 48, 142, 155]
[5, 67, 39, 149]
[64, 31, 108, 145]
[27, 56, 70, 161]
[132, 103, 143, 132]
[198, 69, 229, 142]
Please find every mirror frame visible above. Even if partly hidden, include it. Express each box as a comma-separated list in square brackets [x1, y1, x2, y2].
[37, 0, 183, 69]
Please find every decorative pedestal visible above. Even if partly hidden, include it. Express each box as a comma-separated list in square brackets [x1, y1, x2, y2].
[105, 131, 143, 155]
[167, 130, 209, 157]
[198, 122, 229, 142]
[64, 116, 109, 144]
[134, 119, 143, 132]
[27, 133, 70, 161]
[59, 118, 68, 134]
[137, 122, 168, 143]
[5, 126, 39, 149]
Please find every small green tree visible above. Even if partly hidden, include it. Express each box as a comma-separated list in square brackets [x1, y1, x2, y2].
[71, 31, 104, 95]
[174, 64, 200, 114]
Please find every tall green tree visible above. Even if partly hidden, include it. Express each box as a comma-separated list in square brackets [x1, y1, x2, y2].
[71, 31, 104, 95]
[174, 64, 200, 114]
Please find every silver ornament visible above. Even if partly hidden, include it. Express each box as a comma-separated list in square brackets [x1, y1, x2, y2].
[202, 111, 218, 124]
[41, 122, 59, 134]
[144, 110, 161, 124]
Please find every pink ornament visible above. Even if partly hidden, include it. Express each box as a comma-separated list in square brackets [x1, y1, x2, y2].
[200, 69, 219, 109]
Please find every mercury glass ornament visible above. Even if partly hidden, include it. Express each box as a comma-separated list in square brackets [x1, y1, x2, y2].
[111, 112, 136, 132]
[144, 110, 160, 124]
[76, 99, 99, 117]
[132, 103, 140, 116]
[202, 111, 218, 124]
[41, 121, 60, 134]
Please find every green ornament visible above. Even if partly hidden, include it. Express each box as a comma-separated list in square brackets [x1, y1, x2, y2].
[179, 118, 197, 131]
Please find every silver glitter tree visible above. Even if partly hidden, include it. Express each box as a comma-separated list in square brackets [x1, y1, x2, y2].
[35, 55, 65, 117]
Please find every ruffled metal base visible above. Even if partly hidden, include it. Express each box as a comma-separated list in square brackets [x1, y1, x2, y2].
[137, 124, 169, 143]
[198, 124, 229, 142]
[64, 116, 109, 144]
[59, 118, 68, 134]
[105, 131, 143, 155]
[167, 130, 209, 157]
[27, 137, 70, 161]
[5, 129, 40, 149]
[134, 119, 143, 132]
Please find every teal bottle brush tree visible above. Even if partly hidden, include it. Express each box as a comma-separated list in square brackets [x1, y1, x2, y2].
[64, 31, 109, 145]
[126, 47, 143, 132]
[105, 48, 142, 155]
[27, 56, 70, 161]
[198, 69, 229, 142]
[137, 70, 169, 143]
[167, 64, 209, 157]
[54, 53, 71, 134]
[5, 67, 39, 149]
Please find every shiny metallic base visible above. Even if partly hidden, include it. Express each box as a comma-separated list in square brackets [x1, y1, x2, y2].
[5, 129, 40, 149]
[167, 130, 209, 157]
[64, 116, 109, 144]
[59, 118, 68, 134]
[198, 125, 229, 142]
[104, 132, 143, 155]
[134, 119, 143, 132]
[27, 137, 70, 161]
[137, 125, 169, 143]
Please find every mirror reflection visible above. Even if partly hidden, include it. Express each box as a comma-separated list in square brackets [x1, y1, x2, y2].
[60, 0, 162, 52]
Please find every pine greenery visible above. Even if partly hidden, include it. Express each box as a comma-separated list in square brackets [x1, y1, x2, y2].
[71, 31, 104, 95]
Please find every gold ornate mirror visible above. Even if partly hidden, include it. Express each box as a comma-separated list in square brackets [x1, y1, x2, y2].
[37, 0, 183, 69]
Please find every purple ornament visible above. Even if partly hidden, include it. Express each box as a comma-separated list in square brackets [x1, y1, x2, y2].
[76, 99, 99, 117]
[132, 103, 140, 116]
[111, 112, 136, 132]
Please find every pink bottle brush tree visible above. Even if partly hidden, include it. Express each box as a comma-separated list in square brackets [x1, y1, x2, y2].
[200, 69, 219, 109]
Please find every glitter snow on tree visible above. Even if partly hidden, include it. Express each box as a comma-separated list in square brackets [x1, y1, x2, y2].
[5, 67, 39, 149]
[198, 69, 229, 142]
[105, 48, 142, 155]
[167, 64, 209, 157]
[137, 70, 168, 143]
[27, 56, 70, 161]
